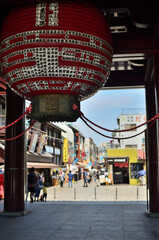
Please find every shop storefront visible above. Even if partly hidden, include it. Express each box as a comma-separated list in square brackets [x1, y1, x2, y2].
[107, 148, 146, 185]
[107, 157, 129, 184]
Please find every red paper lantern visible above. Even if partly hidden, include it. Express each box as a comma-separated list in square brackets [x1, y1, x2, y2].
[0, 1, 113, 122]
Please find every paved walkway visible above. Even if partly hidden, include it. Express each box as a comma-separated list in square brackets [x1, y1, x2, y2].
[46, 179, 147, 202]
[1, 181, 159, 240]
[0, 201, 159, 240]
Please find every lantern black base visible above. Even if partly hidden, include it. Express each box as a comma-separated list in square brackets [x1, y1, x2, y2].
[31, 94, 80, 122]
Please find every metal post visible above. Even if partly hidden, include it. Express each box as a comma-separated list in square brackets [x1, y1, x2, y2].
[115, 188, 118, 199]
[54, 188, 56, 199]
[137, 187, 139, 200]
[74, 188, 76, 199]
[94, 188, 96, 199]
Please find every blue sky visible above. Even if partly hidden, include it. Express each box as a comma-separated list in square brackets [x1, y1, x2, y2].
[73, 88, 146, 146]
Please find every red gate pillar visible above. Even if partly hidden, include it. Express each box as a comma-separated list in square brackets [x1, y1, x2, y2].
[153, 52, 159, 214]
[3, 86, 29, 215]
[146, 77, 159, 216]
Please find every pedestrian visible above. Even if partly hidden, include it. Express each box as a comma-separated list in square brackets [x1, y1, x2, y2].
[96, 171, 100, 187]
[60, 171, 65, 187]
[35, 176, 41, 202]
[42, 183, 47, 202]
[89, 172, 92, 183]
[35, 176, 43, 201]
[74, 171, 78, 183]
[139, 169, 146, 186]
[39, 176, 43, 189]
[67, 170, 74, 188]
[83, 170, 88, 187]
[52, 171, 57, 186]
[94, 171, 96, 182]
[28, 167, 37, 203]
[40, 172, 44, 182]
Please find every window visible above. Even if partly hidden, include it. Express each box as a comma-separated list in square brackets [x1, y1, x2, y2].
[125, 145, 137, 148]
[46, 127, 53, 146]
[55, 155, 60, 165]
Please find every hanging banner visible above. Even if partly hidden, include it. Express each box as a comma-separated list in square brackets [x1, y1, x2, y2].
[86, 162, 92, 168]
[63, 138, 68, 163]
[37, 133, 45, 154]
[29, 133, 38, 153]
[72, 158, 78, 165]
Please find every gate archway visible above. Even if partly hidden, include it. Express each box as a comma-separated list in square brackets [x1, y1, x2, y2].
[0, 0, 158, 216]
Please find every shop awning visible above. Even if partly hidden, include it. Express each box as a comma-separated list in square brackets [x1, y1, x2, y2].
[27, 162, 58, 169]
[27, 152, 53, 163]
[1, 162, 59, 169]
[137, 149, 146, 160]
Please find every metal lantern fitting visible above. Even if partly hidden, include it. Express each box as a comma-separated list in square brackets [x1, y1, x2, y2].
[0, 1, 113, 122]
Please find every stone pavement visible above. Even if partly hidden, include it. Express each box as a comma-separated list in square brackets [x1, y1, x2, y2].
[0, 201, 159, 240]
[46, 179, 147, 202]
[0, 181, 159, 240]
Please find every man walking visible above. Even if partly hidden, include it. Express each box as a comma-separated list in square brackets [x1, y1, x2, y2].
[67, 170, 74, 188]
[83, 170, 88, 187]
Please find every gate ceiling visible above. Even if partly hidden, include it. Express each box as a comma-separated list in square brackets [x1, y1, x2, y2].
[0, 0, 158, 90]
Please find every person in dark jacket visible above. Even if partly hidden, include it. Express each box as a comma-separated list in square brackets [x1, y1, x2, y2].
[74, 172, 78, 183]
[28, 167, 37, 203]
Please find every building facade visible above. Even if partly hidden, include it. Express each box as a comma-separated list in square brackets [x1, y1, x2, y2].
[84, 137, 98, 165]
[117, 111, 146, 149]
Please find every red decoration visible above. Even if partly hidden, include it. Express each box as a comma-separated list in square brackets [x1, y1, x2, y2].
[0, 173, 4, 200]
[0, 1, 113, 101]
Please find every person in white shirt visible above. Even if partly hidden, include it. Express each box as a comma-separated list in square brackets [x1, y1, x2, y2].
[60, 172, 65, 187]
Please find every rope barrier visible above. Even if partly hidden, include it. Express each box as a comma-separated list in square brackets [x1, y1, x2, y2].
[0, 104, 35, 141]
[73, 104, 159, 133]
[1, 120, 36, 141]
[0, 105, 32, 131]
[80, 115, 147, 140]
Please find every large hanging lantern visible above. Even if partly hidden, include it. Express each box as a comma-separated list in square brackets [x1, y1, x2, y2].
[0, 1, 113, 122]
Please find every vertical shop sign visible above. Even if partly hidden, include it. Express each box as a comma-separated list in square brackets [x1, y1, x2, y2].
[63, 138, 68, 162]
[37, 133, 45, 154]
